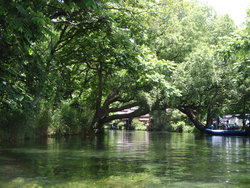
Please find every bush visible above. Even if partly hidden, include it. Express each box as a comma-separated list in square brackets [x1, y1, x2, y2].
[150, 110, 169, 131]
[172, 121, 185, 132]
[161, 122, 172, 131]
[49, 102, 94, 136]
[103, 124, 110, 129]
[170, 109, 189, 125]
[0, 100, 95, 140]
[34, 102, 52, 137]
[117, 122, 125, 130]
[172, 121, 199, 133]
[131, 119, 147, 130]
[27, 100, 94, 137]
[0, 104, 50, 140]
[0, 110, 31, 140]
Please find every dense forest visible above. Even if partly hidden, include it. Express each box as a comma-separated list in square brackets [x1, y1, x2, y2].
[0, 0, 249, 139]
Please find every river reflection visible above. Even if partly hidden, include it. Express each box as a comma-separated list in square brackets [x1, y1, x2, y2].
[0, 131, 250, 187]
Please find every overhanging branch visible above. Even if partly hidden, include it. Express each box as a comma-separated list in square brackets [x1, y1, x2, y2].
[103, 7, 145, 29]
[109, 102, 138, 113]
[101, 107, 150, 124]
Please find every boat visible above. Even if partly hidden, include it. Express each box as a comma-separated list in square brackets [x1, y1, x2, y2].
[205, 128, 247, 136]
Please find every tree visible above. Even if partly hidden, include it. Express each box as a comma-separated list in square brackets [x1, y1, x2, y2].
[0, 0, 101, 112]
[144, 1, 237, 131]
[147, 1, 236, 63]
[217, 8, 250, 127]
[0, 0, 104, 137]
[33, 0, 179, 133]
[0, 0, 241, 138]
[171, 45, 237, 131]
[0, 0, 52, 121]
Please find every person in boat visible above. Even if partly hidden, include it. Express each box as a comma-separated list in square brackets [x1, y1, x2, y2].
[225, 119, 229, 129]
[210, 123, 214, 129]
[213, 123, 217, 130]
[217, 116, 221, 125]
[232, 123, 236, 130]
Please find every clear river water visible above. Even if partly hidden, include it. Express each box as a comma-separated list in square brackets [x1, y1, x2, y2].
[1, 130, 250, 188]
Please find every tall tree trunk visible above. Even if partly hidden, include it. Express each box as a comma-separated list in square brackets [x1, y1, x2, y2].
[178, 107, 206, 132]
[206, 105, 211, 127]
[92, 64, 104, 133]
[33, 91, 42, 106]
[242, 95, 246, 129]
[205, 105, 217, 128]
[96, 64, 103, 117]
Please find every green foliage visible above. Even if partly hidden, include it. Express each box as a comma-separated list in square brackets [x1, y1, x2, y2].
[150, 110, 170, 131]
[0, 0, 247, 137]
[117, 122, 125, 130]
[49, 102, 94, 135]
[172, 121, 185, 132]
[0, 108, 45, 140]
[0, 111, 29, 140]
[131, 119, 147, 130]
[183, 125, 199, 133]
[171, 121, 185, 132]
[171, 120, 199, 133]
[170, 109, 188, 124]
[0, 100, 95, 139]
[33, 102, 52, 137]
[216, 8, 250, 122]
[147, 0, 236, 63]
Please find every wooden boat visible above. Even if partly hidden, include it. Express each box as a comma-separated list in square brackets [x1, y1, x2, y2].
[205, 128, 247, 136]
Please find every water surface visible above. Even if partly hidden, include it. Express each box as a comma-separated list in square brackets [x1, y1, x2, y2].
[1, 131, 250, 187]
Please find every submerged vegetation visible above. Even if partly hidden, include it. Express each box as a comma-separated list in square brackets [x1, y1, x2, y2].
[0, 0, 250, 140]
[2, 131, 250, 187]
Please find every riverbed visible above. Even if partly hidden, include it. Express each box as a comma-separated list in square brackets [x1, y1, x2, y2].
[1, 130, 250, 187]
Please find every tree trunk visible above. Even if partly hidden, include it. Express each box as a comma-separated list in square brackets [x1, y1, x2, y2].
[178, 107, 206, 132]
[91, 64, 104, 133]
[33, 91, 42, 106]
[206, 106, 212, 127]
[242, 95, 246, 129]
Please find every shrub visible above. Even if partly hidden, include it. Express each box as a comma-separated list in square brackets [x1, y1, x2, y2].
[34, 102, 52, 137]
[150, 110, 170, 131]
[49, 102, 94, 135]
[0, 100, 95, 140]
[172, 121, 200, 133]
[131, 119, 147, 130]
[0, 104, 49, 140]
[117, 122, 125, 130]
[0, 110, 31, 140]
[170, 109, 189, 125]
[172, 121, 185, 132]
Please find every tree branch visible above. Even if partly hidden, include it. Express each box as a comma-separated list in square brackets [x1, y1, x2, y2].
[103, 7, 145, 29]
[109, 102, 139, 113]
[101, 107, 150, 124]
[51, 19, 99, 26]
[48, 60, 101, 73]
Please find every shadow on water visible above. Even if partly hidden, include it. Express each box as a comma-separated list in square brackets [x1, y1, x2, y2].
[1, 131, 250, 187]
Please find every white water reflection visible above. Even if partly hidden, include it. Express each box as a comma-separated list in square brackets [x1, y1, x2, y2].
[206, 136, 250, 148]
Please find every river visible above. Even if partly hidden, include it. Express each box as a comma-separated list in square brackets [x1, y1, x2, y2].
[0, 130, 250, 187]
